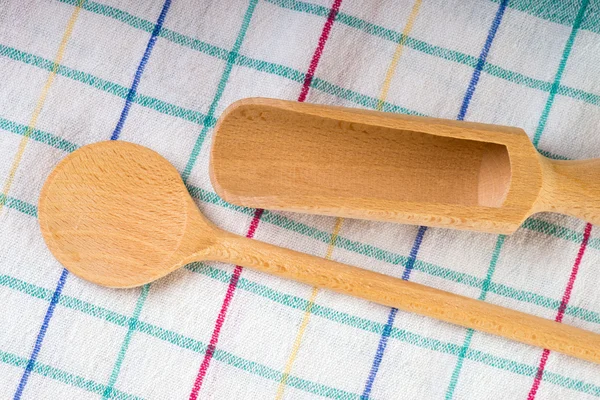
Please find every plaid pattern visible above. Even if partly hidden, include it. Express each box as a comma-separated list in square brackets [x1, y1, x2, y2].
[1, 0, 600, 398]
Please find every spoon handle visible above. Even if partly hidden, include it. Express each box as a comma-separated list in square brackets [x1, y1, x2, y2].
[210, 231, 600, 364]
[535, 156, 600, 225]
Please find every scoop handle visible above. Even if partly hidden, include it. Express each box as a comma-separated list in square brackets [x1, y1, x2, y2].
[207, 231, 600, 364]
[535, 156, 600, 225]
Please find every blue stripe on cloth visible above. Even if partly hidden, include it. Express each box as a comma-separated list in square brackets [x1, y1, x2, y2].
[361, 226, 426, 399]
[360, 1, 508, 396]
[444, 1, 509, 397]
[402, 225, 427, 281]
[360, 307, 398, 400]
[14, 1, 172, 397]
[110, 0, 172, 140]
[13, 269, 69, 399]
[457, 0, 508, 121]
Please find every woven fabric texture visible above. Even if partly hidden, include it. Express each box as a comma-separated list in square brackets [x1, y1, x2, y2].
[1, 0, 600, 398]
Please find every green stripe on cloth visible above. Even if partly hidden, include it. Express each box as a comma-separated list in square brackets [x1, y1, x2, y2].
[532, 0, 587, 146]
[0, 40, 418, 127]
[54, 0, 600, 113]
[445, 235, 506, 398]
[4, 37, 594, 156]
[102, 285, 150, 399]
[182, 0, 259, 181]
[309, 77, 423, 115]
[524, 218, 588, 244]
[134, 321, 358, 400]
[465, 346, 600, 396]
[0, 44, 213, 127]
[0, 349, 142, 399]
[538, 148, 570, 160]
[0, 117, 78, 153]
[61, 0, 231, 61]
[490, 0, 600, 37]
[3, 272, 600, 397]
[275, 0, 600, 36]
[55, 0, 422, 116]
[481, 63, 551, 92]
[0, 194, 37, 217]
[558, 84, 600, 106]
[159, 28, 230, 60]
[580, 0, 600, 32]
[491, 0, 580, 25]
[0, 276, 358, 400]
[0, 275, 130, 326]
[266, 0, 600, 107]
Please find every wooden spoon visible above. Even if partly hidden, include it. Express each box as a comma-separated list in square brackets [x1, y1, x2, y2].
[210, 98, 600, 234]
[39, 141, 600, 363]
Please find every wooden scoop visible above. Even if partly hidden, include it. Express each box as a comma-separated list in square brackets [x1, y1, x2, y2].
[39, 141, 600, 363]
[210, 98, 600, 234]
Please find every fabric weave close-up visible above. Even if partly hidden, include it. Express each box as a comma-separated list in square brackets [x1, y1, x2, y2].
[2, 0, 600, 398]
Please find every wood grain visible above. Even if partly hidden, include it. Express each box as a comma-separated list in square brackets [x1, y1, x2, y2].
[211, 98, 600, 233]
[534, 157, 600, 224]
[39, 141, 600, 364]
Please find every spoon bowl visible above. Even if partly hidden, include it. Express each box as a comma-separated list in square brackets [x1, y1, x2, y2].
[39, 141, 216, 287]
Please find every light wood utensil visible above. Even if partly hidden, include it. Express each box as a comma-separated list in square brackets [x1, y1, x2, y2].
[211, 98, 600, 234]
[39, 141, 600, 364]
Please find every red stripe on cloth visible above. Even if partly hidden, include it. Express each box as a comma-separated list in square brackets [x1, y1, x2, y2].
[188, 2, 342, 396]
[527, 349, 550, 400]
[297, 0, 342, 102]
[189, 208, 264, 400]
[527, 222, 592, 400]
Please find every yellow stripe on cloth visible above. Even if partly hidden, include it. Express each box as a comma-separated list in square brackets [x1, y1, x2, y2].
[0, 1, 83, 213]
[376, 0, 422, 111]
[275, 217, 343, 399]
[275, 3, 421, 397]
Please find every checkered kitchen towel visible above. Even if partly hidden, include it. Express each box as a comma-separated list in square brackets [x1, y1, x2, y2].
[1, 0, 600, 398]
